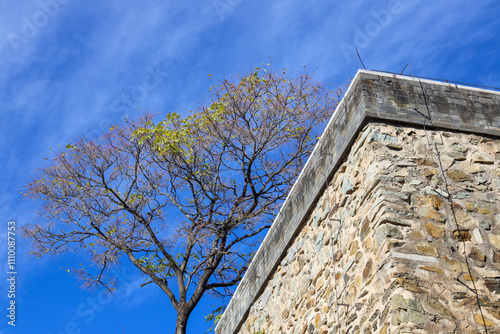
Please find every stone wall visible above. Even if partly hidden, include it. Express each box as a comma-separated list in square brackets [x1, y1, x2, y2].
[215, 70, 500, 334]
[236, 122, 500, 333]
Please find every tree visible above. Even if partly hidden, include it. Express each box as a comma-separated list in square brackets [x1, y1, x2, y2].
[24, 67, 338, 334]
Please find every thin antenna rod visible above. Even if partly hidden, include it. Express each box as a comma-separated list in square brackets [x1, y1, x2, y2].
[345, 66, 353, 81]
[356, 49, 366, 70]
[400, 63, 409, 75]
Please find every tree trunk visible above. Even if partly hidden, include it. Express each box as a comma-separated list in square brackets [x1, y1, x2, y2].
[175, 309, 190, 334]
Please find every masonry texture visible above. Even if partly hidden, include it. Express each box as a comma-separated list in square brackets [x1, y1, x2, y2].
[215, 70, 500, 334]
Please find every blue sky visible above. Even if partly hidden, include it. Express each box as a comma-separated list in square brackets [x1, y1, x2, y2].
[1, 0, 499, 333]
